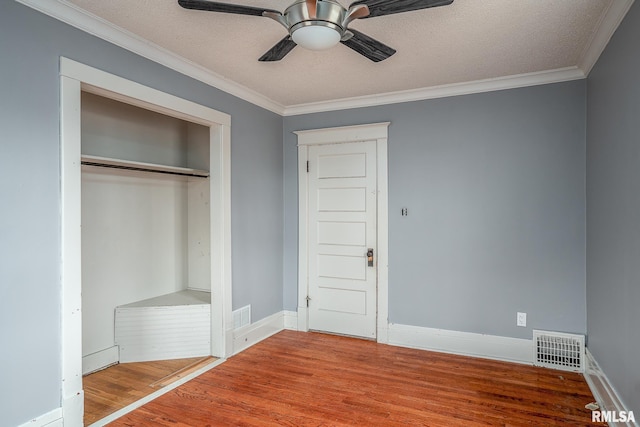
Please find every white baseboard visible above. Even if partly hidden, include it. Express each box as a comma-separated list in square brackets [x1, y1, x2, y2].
[18, 408, 63, 427]
[283, 310, 298, 330]
[377, 322, 389, 345]
[584, 349, 638, 427]
[21, 392, 82, 427]
[82, 345, 119, 375]
[387, 323, 533, 365]
[278, 313, 530, 364]
[232, 311, 285, 355]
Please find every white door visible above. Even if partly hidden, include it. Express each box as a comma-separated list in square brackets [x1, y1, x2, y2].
[307, 140, 377, 339]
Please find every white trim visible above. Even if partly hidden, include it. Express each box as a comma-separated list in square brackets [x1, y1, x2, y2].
[232, 311, 285, 355]
[295, 122, 391, 145]
[387, 323, 533, 365]
[60, 57, 232, 426]
[60, 74, 84, 427]
[18, 408, 63, 427]
[17, 0, 285, 115]
[210, 119, 233, 358]
[62, 392, 83, 427]
[584, 349, 638, 427]
[283, 310, 299, 330]
[60, 58, 230, 127]
[88, 358, 225, 427]
[297, 143, 310, 333]
[82, 346, 119, 375]
[578, 0, 635, 76]
[16, 0, 627, 117]
[283, 67, 585, 116]
[296, 123, 390, 343]
[376, 131, 389, 345]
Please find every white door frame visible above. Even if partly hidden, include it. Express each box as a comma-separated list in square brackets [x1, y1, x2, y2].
[296, 122, 389, 343]
[60, 57, 233, 425]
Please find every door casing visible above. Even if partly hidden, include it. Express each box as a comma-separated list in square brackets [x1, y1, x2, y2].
[296, 122, 389, 343]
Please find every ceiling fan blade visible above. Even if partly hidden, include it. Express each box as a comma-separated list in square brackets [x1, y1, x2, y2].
[348, 0, 453, 18]
[340, 29, 395, 62]
[178, 0, 280, 17]
[259, 37, 297, 62]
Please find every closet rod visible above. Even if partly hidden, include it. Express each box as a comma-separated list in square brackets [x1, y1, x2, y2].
[81, 161, 209, 178]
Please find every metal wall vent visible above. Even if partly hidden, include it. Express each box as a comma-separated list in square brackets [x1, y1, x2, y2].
[533, 330, 585, 372]
[233, 305, 251, 330]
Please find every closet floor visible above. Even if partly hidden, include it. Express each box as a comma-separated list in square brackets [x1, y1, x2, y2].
[83, 356, 215, 426]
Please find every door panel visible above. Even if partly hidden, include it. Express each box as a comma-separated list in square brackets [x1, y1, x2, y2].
[318, 288, 367, 315]
[317, 221, 366, 246]
[317, 188, 367, 212]
[308, 140, 377, 339]
[317, 254, 367, 280]
[317, 153, 367, 178]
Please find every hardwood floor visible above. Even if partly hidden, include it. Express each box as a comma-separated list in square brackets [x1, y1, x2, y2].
[84, 356, 214, 425]
[109, 330, 603, 426]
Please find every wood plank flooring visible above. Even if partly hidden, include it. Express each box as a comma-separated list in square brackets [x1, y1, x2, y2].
[84, 356, 214, 425]
[108, 330, 603, 426]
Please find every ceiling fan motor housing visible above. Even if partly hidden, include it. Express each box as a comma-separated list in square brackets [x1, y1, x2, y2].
[285, 0, 347, 35]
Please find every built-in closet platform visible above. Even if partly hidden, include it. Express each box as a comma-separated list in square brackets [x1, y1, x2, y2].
[115, 290, 211, 363]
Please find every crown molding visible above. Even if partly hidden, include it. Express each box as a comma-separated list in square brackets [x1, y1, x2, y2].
[282, 67, 586, 116]
[577, 0, 634, 76]
[15, 0, 287, 115]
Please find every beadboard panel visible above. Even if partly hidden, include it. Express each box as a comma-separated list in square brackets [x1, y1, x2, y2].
[115, 303, 211, 362]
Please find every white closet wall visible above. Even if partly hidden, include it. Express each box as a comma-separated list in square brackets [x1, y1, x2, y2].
[81, 92, 210, 363]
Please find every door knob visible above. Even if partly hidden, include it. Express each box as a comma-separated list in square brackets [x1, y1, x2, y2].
[367, 248, 374, 267]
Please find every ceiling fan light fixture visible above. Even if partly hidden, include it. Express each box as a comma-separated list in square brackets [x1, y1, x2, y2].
[179, 0, 455, 61]
[291, 23, 342, 51]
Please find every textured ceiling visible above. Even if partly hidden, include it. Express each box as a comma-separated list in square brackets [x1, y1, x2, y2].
[64, 0, 613, 107]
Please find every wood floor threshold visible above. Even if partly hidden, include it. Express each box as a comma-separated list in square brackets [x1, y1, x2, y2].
[108, 330, 604, 426]
[149, 356, 215, 388]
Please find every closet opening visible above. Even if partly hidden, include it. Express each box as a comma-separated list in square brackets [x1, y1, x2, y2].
[80, 92, 213, 424]
[60, 57, 232, 427]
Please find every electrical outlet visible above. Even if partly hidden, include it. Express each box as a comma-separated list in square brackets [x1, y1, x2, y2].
[517, 312, 527, 327]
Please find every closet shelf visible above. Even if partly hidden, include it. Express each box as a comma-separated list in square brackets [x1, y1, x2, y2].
[81, 155, 209, 178]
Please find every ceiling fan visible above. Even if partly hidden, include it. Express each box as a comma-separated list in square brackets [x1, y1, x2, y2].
[178, 0, 454, 62]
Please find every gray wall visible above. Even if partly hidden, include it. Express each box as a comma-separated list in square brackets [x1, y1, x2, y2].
[8, 0, 634, 424]
[284, 81, 587, 339]
[0, 2, 283, 425]
[586, 1, 640, 413]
